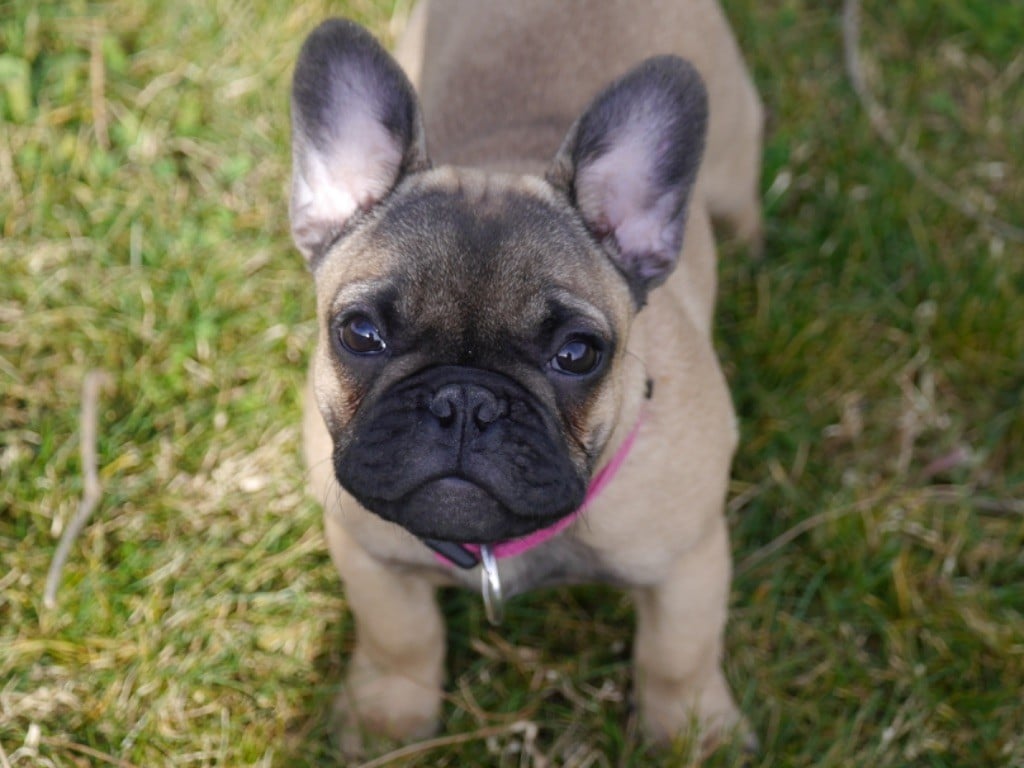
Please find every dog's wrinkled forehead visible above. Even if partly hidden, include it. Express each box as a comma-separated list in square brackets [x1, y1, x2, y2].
[324, 168, 630, 354]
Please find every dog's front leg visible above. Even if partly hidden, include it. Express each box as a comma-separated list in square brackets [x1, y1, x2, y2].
[324, 515, 445, 749]
[630, 515, 747, 751]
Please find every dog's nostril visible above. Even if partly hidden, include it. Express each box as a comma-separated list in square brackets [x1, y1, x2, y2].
[428, 383, 506, 429]
[469, 388, 505, 427]
[429, 384, 462, 424]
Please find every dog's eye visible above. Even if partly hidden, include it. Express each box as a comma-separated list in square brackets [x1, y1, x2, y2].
[551, 338, 601, 376]
[339, 315, 387, 355]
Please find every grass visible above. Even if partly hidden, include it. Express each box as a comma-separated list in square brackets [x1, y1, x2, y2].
[1, 0, 1021, 765]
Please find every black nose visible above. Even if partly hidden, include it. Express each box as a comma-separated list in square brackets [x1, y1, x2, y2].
[429, 383, 507, 430]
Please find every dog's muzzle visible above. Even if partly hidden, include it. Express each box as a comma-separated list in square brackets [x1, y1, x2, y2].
[333, 365, 587, 544]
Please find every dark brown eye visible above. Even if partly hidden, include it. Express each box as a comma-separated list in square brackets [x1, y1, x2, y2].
[339, 315, 386, 355]
[551, 338, 601, 376]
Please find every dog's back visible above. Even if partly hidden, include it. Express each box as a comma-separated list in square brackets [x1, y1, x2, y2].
[396, 0, 762, 246]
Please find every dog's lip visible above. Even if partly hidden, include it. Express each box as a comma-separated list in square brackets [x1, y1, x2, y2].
[404, 473, 508, 516]
[414, 474, 485, 496]
[394, 474, 574, 543]
[408, 473, 566, 521]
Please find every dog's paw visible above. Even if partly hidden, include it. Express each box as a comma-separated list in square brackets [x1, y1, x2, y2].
[638, 668, 754, 755]
[332, 664, 441, 757]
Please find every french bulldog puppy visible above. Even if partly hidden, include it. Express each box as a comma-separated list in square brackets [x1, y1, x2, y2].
[292, 0, 762, 753]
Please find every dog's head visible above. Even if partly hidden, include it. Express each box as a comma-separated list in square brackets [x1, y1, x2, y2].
[290, 19, 707, 545]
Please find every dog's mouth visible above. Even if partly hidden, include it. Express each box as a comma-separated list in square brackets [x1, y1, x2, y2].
[373, 474, 576, 545]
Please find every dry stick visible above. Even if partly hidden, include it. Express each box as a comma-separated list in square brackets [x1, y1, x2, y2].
[41, 738, 140, 768]
[0, 739, 12, 768]
[842, 0, 1024, 243]
[43, 370, 107, 609]
[89, 20, 109, 150]
[354, 722, 531, 768]
[739, 484, 1023, 576]
[735, 492, 889, 577]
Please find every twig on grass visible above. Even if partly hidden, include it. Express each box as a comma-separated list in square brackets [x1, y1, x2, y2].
[736, 492, 889, 576]
[354, 722, 536, 768]
[41, 738, 139, 768]
[738, 484, 1022, 576]
[842, 0, 1024, 243]
[918, 485, 1024, 516]
[43, 370, 110, 609]
[89, 21, 110, 150]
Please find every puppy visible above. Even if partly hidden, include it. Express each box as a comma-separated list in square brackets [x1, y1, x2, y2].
[291, 0, 762, 752]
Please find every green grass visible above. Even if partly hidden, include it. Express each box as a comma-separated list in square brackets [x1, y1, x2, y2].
[2, 0, 1022, 765]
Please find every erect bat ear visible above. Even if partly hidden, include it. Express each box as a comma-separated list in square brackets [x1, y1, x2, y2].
[548, 56, 708, 302]
[289, 18, 429, 266]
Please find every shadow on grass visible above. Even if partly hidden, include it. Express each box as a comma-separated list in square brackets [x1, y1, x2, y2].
[274, 606, 349, 768]
[273, 589, 483, 767]
[271, 584, 650, 766]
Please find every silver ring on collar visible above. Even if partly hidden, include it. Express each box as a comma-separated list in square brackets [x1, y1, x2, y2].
[479, 545, 504, 626]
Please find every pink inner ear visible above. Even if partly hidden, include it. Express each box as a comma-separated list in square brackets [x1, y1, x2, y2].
[574, 119, 678, 262]
[613, 189, 680, 258]
[291, 102, 405, 256]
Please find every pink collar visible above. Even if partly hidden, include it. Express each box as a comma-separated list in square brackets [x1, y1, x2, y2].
[435, 417, 642, 565]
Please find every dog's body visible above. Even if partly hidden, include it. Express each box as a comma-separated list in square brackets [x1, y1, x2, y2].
[294, 0, 762, 752]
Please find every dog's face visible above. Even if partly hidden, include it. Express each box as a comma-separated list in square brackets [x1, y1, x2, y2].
[290, 20, 708, 545]
[310, 169, 634, 543]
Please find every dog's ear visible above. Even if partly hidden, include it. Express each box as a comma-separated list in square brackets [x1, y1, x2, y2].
[290, 19, 429, 265]
[548, 56, 708, 301]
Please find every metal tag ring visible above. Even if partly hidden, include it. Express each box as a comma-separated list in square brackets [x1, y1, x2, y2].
[479, 545, 504, 626]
